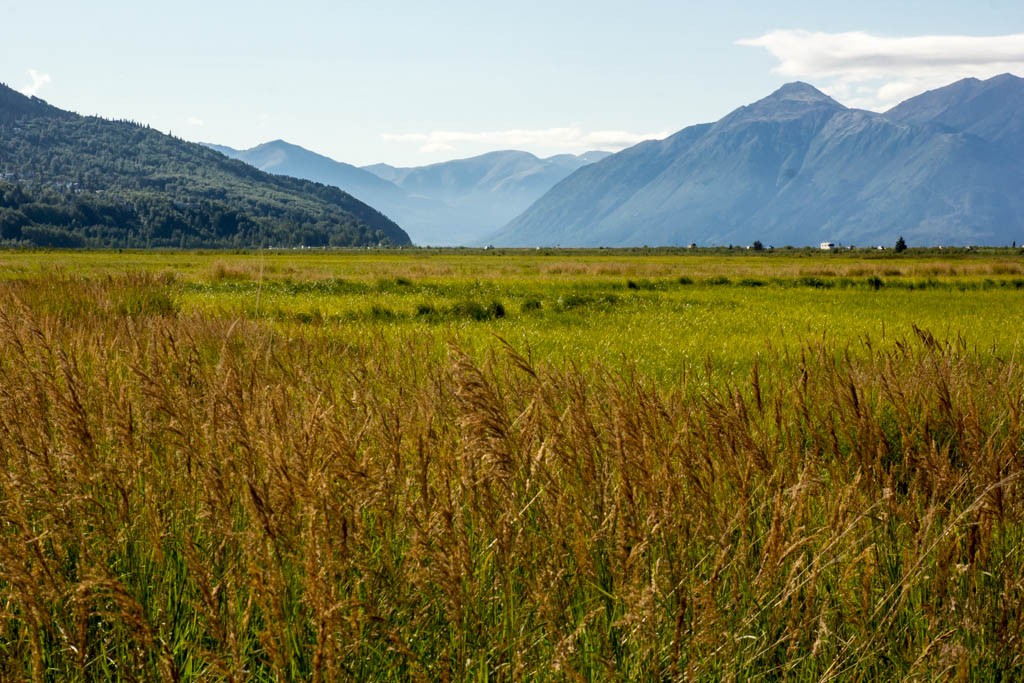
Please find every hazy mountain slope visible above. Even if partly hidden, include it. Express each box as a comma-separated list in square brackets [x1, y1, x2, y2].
[372, 150, 605, 203]
[751, 111, 1022, 246]
[210, 140, 409, 208]
[0, 84, 409, 248]
[207, 140, 466, 245]
[210, 142, 608, 245]
[493, 77, 1024, 247]
[590, 84, 844, 245]
[486, 127, 711, 246]
[361, 150, 610, 245]
[885, 73, 1024, 152]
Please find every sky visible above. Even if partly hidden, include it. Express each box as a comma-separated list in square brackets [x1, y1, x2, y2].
[3, 1, 1024, 167]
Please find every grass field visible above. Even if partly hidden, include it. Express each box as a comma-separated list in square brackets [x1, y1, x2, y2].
[0, 248, 1022, 680]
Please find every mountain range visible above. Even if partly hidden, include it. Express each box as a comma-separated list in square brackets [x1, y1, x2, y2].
[207, 141, 609, 246]
[0, 84, 409, 248]
[491, 74, 1024, 247]
[4, 73, 1022, 250]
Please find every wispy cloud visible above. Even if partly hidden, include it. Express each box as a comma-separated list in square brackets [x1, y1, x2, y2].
[19, 69, 51, 97]
[188, 116, 205, 127]
[737, 30, 1024, 110]
[382, 126, 669, 155]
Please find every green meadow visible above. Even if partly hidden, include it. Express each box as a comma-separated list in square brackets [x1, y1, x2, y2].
[6, 248, 1023, 374]
[0, 248, 1023, 680]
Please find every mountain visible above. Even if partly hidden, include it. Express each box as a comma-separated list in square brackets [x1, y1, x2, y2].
[0, 86, 69, 124]
[212, 142, 609, 246]
[885, 73, 1024, 153]
[367, 149, 611, 245]
[208, 140, 412, 212]
[0, 84, 409, 248]
[492, 75, 1024, 247]
[207, 140, 454, 246]
[365, 150, 611, 203]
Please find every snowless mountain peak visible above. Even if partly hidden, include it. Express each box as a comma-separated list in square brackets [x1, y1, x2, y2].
[491, 75, 1024, 248]
[769, 81, 839, 104]
[721, 81, 845, 126]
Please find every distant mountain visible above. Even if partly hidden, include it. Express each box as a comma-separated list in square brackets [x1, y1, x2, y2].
[0, 84, 409, 248]
[492, 75, 1024, 247]
[207, 140, 451, 246]
[364, 150, 611, 203]
[208, 140, 412, 212]
[209, 141, 608, 245]
[364, 150, 611, 245]
[885, 73, 1024, 153]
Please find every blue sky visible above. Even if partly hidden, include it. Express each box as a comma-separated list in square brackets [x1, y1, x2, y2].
[3, 0, 1023, 166]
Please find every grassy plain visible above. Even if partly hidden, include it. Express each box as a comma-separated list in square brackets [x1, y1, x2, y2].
[5, 247, 1023, 376]
[0, 248, 1023, 680]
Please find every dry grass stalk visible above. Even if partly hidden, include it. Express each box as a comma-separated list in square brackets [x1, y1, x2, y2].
[0, 275, 1021, 680]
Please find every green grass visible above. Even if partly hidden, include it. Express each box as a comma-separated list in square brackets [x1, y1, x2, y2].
[0, 248, 1022, 680]
[144, 248, 1024, 379]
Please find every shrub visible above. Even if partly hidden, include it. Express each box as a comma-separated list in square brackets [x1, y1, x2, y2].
[450, 299, 506, 321]
[797, 276, 832, 288]
[520, 298, 542, 313]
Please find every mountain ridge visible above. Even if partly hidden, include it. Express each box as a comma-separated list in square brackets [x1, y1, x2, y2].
[0, 84, 69, 123]
[491, 74, 1024, 247]
[885, 73, 1024, 153]
[211, 141, 609, 245]
[0, 84, 410, 248]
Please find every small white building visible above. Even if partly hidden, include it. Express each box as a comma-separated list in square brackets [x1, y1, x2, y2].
[820, 242, 836, 251]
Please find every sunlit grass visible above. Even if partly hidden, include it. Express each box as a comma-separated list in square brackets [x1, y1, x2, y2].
[0, 249, 1023, 680]
[156, 250, 1024, 379]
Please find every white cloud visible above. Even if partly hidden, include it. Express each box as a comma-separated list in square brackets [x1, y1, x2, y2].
[737, 30, 1024, 110]
[19, 69, 51, 97]
[187, 116, 205, 127]
[381, 126, 669, 155]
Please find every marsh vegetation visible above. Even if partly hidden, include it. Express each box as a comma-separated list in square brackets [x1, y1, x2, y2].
[0, 249, 1022, 680]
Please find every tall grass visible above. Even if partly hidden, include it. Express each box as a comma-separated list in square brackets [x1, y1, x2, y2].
[0, 274, 1022, 680]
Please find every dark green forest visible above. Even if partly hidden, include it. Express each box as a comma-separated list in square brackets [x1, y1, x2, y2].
[0, 84, 410, 248]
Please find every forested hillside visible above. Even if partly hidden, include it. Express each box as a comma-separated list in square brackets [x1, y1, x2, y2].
[0, 84, 410, 248]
